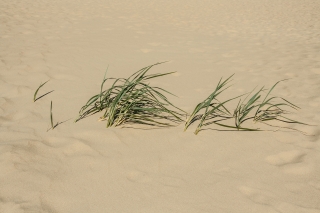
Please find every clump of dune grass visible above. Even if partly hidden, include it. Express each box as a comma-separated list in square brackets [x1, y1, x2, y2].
[251, 80, 308, 129]
[33, 80, 53, 102]
[75, 62, 185, 128]
[233, 79, 308, 131]
[184, 74, 244, 134]
[185, 76, 309, 135]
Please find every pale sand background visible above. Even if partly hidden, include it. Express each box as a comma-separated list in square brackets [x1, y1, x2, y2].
[1, 0, 320, 212]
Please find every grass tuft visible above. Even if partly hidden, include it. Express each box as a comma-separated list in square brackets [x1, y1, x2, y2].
[252, 80, 309, 128]
[185, 76, 310, 135]
[184, 74, 245, 134]
[75, 62, 186, 128]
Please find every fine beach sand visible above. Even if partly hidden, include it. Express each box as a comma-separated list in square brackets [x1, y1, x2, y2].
[1, 0, 320, 212]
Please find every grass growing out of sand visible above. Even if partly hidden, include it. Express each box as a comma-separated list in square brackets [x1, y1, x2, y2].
[185, 76, 308, 134]
[75, 62, 185, 127]
[234, 79, 307, 129]
[47, 101, 59, 131]
[184, 74, 244, 134]
[50, 101, 54, 129]
[31, 65, 310, 134]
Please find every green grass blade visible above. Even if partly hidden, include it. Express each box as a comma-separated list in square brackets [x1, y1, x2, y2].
[34, 80, 50, 102]
[50, 101, 54, 130]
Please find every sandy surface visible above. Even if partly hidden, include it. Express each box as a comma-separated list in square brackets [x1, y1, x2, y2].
[1, 0, 320, 212]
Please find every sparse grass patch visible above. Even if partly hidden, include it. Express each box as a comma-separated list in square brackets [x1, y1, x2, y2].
[251, 80, 309, 130]
[185, 76, 310, 135]
[75, 62, 186, 128]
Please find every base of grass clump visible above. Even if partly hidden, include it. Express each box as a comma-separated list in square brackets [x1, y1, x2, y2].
[75, 62, 186, 128]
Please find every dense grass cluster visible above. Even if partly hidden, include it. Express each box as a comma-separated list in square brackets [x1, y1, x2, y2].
[75, 62, 185, 127]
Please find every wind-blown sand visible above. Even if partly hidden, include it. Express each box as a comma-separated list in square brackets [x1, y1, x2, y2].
[1, 0, 320, 212]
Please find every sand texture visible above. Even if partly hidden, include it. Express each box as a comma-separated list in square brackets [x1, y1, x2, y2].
[1, 0, 320, 212]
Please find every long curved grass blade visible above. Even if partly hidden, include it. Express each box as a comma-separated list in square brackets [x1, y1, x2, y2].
[34, 80, 50, 102]
[99, 66, 109, 108]
[195, 121, 260, 134]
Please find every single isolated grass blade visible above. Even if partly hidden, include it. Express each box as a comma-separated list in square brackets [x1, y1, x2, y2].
[99, 66, 109, 108]
[48, 101, 65, 131]
[50, 101, 54, 130]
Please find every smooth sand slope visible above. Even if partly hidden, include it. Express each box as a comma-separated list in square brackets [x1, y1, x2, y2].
[1, 0, 320, 212]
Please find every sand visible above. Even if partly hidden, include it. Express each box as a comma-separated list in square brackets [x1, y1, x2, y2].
[1, 0, 320, 212]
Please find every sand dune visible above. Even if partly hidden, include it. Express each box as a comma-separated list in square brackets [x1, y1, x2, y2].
[1, 0, 320, 212]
